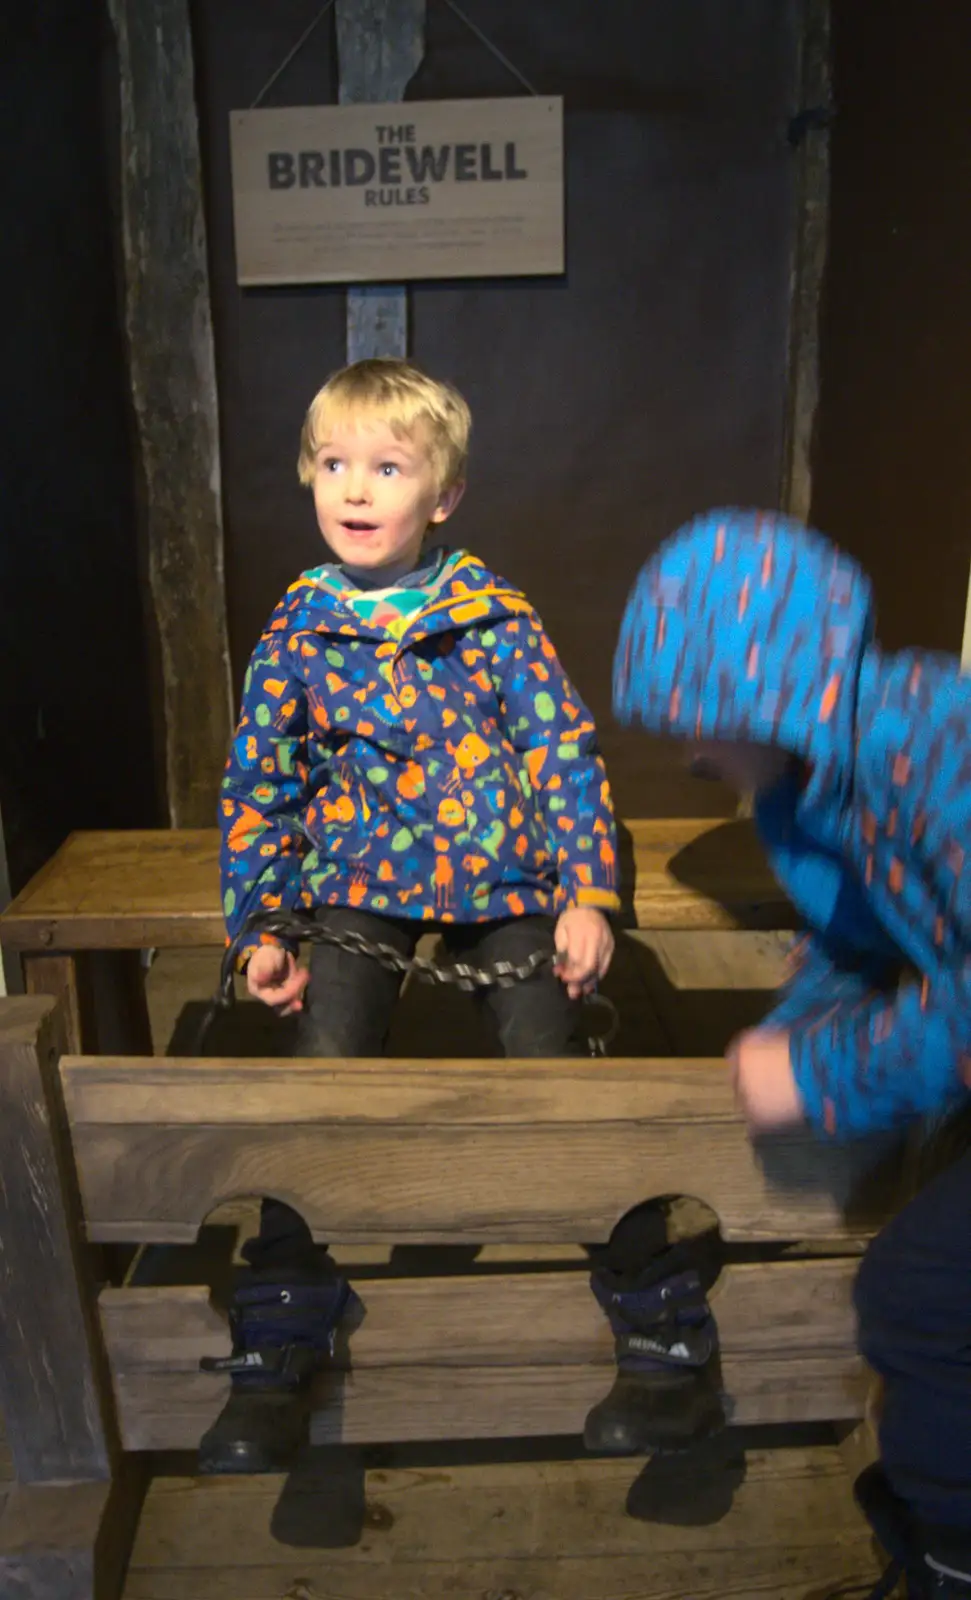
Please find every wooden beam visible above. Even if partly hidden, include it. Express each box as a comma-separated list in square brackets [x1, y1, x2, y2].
[114, 1448, 888, 1600]
[0, 1000, 115, 1479]
[100, 1257, 859, 1371]
[60, 1053, 904, 1245]
[0, 997, 145, 1599]
[109, 0, 233, 826]
[111, 1356, 866, 1451]
[0, 1476, 146, 1600]
[335, 0, 427, 360]
[0, 819, 795, 952]
[99, 1255, 870, 1449]
[780, 0, 831, 522]
[100, 1258, 869, 1449]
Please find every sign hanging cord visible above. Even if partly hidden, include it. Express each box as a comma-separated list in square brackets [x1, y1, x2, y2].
[249, 0, 539, 112]
[250, 0, 336, 110]
[440, 0, 539, 95]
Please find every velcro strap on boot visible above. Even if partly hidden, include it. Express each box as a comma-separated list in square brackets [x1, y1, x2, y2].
[591, 1267, 709, 1329]
[200, 1342, 317, 1387]
[232, 1279, 357, 1351]
[590, 1265, 718, 1373]
[200, 1278, 359, 1388]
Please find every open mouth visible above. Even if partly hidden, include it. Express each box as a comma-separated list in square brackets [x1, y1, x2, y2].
[341, 519, 379, 533]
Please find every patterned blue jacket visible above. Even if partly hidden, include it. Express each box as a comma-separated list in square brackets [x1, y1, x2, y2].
[221, 548, 619, 964]
[614, 508, 971, 1137]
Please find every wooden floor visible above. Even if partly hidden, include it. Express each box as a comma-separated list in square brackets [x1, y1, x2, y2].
[124, 1439, 888, 1600]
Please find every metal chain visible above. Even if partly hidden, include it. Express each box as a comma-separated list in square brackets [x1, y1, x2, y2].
[273, 919, 551, 992]
[199, 911, 618, 1055]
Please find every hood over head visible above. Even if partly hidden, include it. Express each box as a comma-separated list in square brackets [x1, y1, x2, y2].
[612, 509, 875, 803]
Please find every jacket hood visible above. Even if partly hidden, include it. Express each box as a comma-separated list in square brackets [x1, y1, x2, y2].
[613, 509, 875, 802]
[290, 547, 535, 646]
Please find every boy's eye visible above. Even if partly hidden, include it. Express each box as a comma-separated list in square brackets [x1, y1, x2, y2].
[320, 456, 343, 473]
[379, 462, 400, 477]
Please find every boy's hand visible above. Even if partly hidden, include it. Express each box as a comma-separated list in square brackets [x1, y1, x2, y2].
[727, 1028, 804, 1132]
[554, 908, 614, 998]
[246, 944, 309, 1015]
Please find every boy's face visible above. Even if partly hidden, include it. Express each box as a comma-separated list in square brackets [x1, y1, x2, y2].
[687, 738, 794, 795]
[312, 415, 463, 572]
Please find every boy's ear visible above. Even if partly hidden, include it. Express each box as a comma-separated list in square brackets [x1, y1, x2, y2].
[429, 478, 466, 525]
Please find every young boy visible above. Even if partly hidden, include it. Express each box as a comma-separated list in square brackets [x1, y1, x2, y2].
[613, 507, 971, 1598]
[203, 358, 619, 1473]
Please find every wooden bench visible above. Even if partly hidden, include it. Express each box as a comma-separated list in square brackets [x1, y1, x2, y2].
[0, 821, 797, 1054]
[0, 994, 901, 1599]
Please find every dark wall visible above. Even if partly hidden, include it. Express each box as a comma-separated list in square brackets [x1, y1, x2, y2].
[813, 1, 971, 654]
[0, 3, 158, 893]
[194, 0, 802, 816]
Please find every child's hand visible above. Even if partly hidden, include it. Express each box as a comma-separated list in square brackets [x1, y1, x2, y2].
[554, 908, 615, 998]
[727, 1028, 804, 1132]
[246, 944, 309, 1015]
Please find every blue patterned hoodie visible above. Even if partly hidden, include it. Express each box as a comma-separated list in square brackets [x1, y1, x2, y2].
[614, 508, 971, 1138]
[221, 548, 619, 962]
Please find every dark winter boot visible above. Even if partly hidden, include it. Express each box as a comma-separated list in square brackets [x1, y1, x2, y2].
[583, 1248, 725, 1455]
[198, 1274, 359, 1474]
[855, 1462, 971, 1599]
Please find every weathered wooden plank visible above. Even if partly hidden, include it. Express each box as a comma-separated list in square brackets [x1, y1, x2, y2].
[0, 830, 221, 950]
[61, 1053, 759, 1125]
[109, 0, 233, 826]
[23, 952, 87, 1052]
[631, 930, 790, 991]
[100, 1259, 858, 1372]
[102, 1258, 866, 1446]
[0, 999, 144, 1597]
[72, 1121, 899, 1246]
[0, 819, 793, 949]
[336, 0, 426, 362]
[114, 1352, 864, 1450]
[64, 1052, 902, 1243]
[127, 1449, 872, 1576]
[24, 953, 155, 1055]
[0, 1474, 146, 1600]
[122, 1549, 885, 1600]
[0, 998, 115, 1480]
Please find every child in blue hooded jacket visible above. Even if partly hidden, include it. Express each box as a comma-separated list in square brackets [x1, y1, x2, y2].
[614, 508, 971, 1599]
[201, 358, 619, 1475]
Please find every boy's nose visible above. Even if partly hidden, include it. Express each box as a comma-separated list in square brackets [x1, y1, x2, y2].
[344, 471, 370, 503]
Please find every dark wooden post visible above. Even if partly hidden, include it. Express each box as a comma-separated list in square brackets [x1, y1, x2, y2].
[109, 0, 234, 828]
[0, 997, 144, 1599]
[335, 0, 427, 361]
[781, 0, 831, 522]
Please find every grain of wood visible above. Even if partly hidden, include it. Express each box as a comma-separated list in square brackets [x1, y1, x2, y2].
[111, 1354, 866, 1452]
[0, 997, 114, 1480]
[23, 952, 86, 1052]
[100, 1258, 859, 1372]
[336, 0, 424, 360]
[109, 0, 233, 826]
[0, 1473, 147, 1600]
[631, 931, 790, 991]
[124, 1448, 874, 1575]
[122, 1549, 886, 1600]
[0, 819, 794, 949]
[67, 1108, 903, 1246]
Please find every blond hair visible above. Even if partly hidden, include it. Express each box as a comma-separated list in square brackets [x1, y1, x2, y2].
[297, 358, 471, 492]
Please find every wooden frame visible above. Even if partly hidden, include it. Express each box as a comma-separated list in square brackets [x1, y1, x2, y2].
[0, 992, 901, 1591]
[781, 0, 832, 520]
[109, 0, 233, 828]
[0, 999, 146, 1600]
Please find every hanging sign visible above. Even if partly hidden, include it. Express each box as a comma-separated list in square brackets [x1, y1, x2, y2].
[229, 96, 564, 286]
